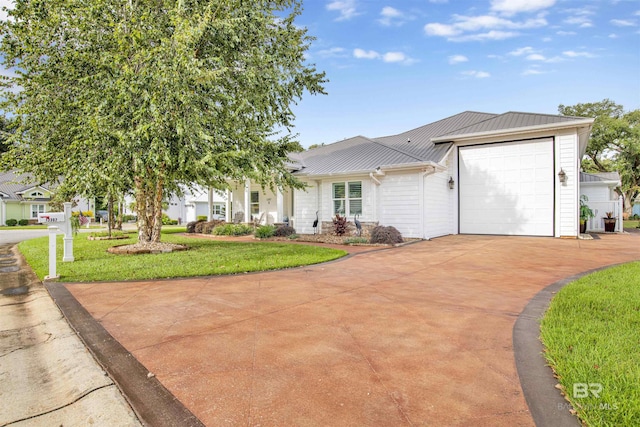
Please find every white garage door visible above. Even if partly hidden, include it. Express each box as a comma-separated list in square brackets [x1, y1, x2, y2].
[459, 139, 554, 236]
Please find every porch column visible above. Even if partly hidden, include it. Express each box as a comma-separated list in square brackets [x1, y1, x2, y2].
[225, 189, 231, 222]
[0, 198, 5, 226]
[244, 179, 251, 223]
[276, 189, 284, 223]
[207, 187, 213, 221]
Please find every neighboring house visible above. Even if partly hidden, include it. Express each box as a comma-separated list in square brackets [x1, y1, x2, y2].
[579, 172, 623, 232]
[229, 111, 595, 238]
[0, 171, 55, 225]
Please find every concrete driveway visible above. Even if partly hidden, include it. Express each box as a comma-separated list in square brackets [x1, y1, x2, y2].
[64, 234, 640, 426]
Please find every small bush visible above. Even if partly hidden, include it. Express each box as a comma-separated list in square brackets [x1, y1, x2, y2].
[274, 225, 296, 237]
[161, 213, 175, 225]
[333, 214, 348, 236]
[370, 225, 403, 245]
[6, 219, 18, 226]
[632, 214, 640, 220]
[122, 215, 137, 222]
[197, 215, 208, 221]
[201, 220, 224, 234]
[288, 234, 299, 240]
[344, 237, 369, 244]
[212, 223, 254, 236]
[255, 225, 276, 239]
[186, 220, 204, 233]
[18, 219, 29, 226]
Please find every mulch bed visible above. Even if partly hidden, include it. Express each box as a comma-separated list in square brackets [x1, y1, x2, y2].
[107, 242, 188, 255]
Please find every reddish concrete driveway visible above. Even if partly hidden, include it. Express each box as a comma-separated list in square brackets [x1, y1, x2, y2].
[65, 234, 640, 426]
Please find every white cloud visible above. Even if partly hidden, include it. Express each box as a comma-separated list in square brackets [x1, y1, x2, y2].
[608, 33, 618, 39]
[564, 15, 593, 28]
[610, 19, 636, 27]
[522, 68, 546, 76]
[326, 0, 360, 21]
[448, 54, 468, 64]
[563, 50, 596, 58]
[424, 14, 547, 41]
[383, 52, 406, 63]
[490, 0, 555, 16]
[526, 53, 546, 61]
[542, 36, 552, 42]
[556, 30, 576, 36]
[378, 6, 405, 26]
[461, 70, 491, 78]
[353, 48, 380, 59]
[317, 47, 348, 58]
[0, 0, 14, 21]
[509, 46, 536, 56]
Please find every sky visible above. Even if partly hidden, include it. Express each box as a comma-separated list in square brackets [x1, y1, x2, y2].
[0, 0, 638, 148]
[289, 0, 640, 147]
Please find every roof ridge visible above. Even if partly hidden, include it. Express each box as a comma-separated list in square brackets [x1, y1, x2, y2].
[432, 112, 504, 138]
[376, 110, 497, 139]
[371, 138, 428, 162]
[502, 110, 589, 121]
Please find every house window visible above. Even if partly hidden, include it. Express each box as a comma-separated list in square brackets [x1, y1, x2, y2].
[212, 203, 225, 217]
[31, 204, 45, 219]
[250, 191, 259, 215]
[29, 191, 44, 198]
[332, 181, 362, 216]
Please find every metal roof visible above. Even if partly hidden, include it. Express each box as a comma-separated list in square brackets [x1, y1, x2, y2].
[432, 111, 591, 141]
[580, 172, 621, 183]
[0, 171, 53, 201]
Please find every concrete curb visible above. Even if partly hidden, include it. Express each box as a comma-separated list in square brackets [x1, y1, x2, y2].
[513, 263, 628, 427]
[45, 281, 204, 427]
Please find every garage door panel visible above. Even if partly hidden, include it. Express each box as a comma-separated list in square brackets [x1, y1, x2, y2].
[459, 139, 554, 236]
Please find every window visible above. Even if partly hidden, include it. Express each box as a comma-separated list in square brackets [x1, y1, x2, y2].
[29, 191, 44, 198]
[332, 181, 362, 216]
[250, 191, 259, 215]
[212, 203, 225, 217]
[31, 204, 45, 219]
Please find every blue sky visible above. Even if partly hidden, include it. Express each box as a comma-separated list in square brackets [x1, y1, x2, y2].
[290, 0, 640, 147]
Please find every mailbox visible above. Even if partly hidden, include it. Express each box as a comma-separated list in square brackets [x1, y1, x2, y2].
[38, 212, 66, 223]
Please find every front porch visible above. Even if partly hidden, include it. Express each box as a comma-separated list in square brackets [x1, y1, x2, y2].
[226, 180, 294, 227]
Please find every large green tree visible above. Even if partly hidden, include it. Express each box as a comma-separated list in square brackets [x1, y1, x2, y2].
[0, 0, 325, 243]
[559, 99, 640, 214]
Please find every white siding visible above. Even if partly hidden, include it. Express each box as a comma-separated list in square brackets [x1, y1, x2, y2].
[555, 132, 579, 237]
[321, 176, 372, 223]
[581, 185, 612, 202]
[424, 158, 454, 239]
[294, 180, 319, 234]
[379, 171, 422, 238]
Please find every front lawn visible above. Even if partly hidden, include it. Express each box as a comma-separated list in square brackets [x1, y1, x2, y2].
[623, 219, 640, 229]
[19, 231, 347, 282]
[540, 262, 640, 426]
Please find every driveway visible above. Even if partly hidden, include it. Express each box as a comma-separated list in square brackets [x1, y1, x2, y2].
[64, 234, 640, 426]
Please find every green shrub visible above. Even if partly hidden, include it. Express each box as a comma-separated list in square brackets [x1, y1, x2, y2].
[18, 219, 29, 226]
[287, 234, 299, 240]
[212, 223, 253, 236]
[161, 213, 176, 225]
[197, 215, 208, 221]
[122, 214, 137, 222]
[274, 225, 296, 237]
[255, 225, 276, 239]
[201, 220, 224, 234]
[6, 219, 18, 226]
[344, 237, 369, 244]
[370, 225, 403, 245]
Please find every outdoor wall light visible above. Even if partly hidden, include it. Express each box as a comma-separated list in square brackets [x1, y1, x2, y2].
[558, 169, 567, 184]
[448, 176, 455, 190]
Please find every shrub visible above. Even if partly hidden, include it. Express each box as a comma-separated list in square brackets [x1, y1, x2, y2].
[122, 215, 137, 222]
[344, 237, 369, 244]
[255, 225, 276, 239]
[287, 234, 299, 240]
[18, 219, 29, 226]
[201, 220, 224, 234]
[274, 225, 296, 237]
[161, 213, 174, 225]
[212, 223, 253, 236]
[632, 214, 640, 220]
[186, 220, 204, 233]
[6, 219, 18, 226]
[197, 215, 208, 221]
[370, 225, 403, 245]
[333, 214, 348, 236]
[194, 221, 207, 233]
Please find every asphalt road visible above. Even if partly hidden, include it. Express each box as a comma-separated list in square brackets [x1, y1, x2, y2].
[0, 228, 49, 245]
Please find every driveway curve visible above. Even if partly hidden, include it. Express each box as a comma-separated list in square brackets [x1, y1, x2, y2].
[64, 234, 640, 426]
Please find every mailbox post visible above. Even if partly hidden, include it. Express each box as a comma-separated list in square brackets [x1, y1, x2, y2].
[62, 202, 74, 262]
[38, 202, 75, 275]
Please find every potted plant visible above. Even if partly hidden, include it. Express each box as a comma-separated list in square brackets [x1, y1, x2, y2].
[603, 211, 617, 232]
[579, 195, 595, 234]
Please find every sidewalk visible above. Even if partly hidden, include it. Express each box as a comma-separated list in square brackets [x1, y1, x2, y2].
[0, 242, 141, 426]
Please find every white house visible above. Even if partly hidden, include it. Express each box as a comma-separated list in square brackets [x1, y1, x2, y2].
[579, 172, 623, 232]
[229, 111, 595, 239]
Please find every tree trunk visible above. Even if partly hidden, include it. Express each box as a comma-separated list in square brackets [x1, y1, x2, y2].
[107, 194, 113, 238]
[134, 169, 165, 243]
[116, 200, 123, 230]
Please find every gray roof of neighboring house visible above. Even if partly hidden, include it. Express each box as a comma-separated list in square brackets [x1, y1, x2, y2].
[580, 172, 621, 183]
[432, 111, 590, 141]
[0, 171, 53, 201]
[290, 110, 593, 177]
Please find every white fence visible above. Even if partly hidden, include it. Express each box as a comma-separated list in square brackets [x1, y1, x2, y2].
[585, 196, 624, 232]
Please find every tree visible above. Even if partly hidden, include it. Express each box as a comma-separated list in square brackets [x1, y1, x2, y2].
[559, 100, 640, 214]
[1, 0, 326, 244]
[0, 116, 12, 155]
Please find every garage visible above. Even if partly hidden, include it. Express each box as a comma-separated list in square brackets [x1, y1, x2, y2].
[458, 138, 554, 236]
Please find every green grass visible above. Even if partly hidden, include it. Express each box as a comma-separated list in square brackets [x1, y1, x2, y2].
[19, 231, 346, 282]
[540, 262, 640, 426]
[623, 219, 640, 229]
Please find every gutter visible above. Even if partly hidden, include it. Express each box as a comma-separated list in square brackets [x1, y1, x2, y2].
[431, 118, 595, 144]
[294, 161, 446, 179]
